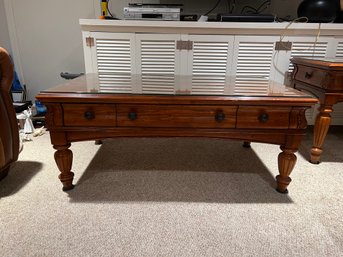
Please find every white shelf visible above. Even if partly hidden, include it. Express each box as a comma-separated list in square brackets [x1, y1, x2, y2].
[80, 19, 343, 36]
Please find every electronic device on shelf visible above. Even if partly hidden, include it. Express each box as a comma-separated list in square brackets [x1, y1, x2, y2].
[218, 14, 276, 22]
[124, 3, 183, 21]
[127, 3, 183, 7]
[180, 14, 198, 21]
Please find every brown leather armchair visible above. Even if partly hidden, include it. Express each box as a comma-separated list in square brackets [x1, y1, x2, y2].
[0, 47, 20, 180]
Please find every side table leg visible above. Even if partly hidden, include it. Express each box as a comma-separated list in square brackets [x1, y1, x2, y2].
[243, 141, 251, 148]
[0, 166, 10, 180]
[276, 146, 297, 194]
[310, 105, 333, 164]
[53, 144, 75, 191]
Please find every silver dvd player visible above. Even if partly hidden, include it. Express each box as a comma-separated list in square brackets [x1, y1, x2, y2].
[123, 6, 180, 21]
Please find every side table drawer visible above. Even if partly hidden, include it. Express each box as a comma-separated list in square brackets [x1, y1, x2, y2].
[63, 104, 116, 126]
[117, 104, 237, 128]
[237, 106, 291, 129]
[294, 66, 326, 88]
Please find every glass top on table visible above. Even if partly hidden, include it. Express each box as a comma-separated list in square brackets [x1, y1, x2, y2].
[291, 57, 343, 68]
[292, 57, 343, 62]
[42, 73, 315, 98]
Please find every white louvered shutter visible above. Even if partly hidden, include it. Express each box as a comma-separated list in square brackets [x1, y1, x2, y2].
[288, 41, 328, 72]
[336, 41, 343, 58]
[136, 34, 180, 94]
[232, 36, 277, 95]
[91, 32, 136, 93]
[188, 35, 233, 95]
[286, 38, 329, 125]
[267, 36, 332, 86]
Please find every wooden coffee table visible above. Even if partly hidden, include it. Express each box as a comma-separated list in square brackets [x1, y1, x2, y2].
[36, 74, 317, 194]
[291, 57, 343, 164]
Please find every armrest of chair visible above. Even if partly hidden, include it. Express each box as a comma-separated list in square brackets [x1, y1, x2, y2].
[0, 47, 20, 180]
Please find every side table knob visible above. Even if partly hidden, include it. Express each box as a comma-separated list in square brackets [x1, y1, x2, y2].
[258, 113, 269, 123]
[84, 111, 95, 120]
[128, 112, 137, 120]
[215, 111, 225, 122]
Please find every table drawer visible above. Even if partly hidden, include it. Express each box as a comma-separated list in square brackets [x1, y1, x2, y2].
[63, 104, 116, 126]
[294, 66, 326, 88]
[237, 106, 291, 129]
[117, 104, 237, 128]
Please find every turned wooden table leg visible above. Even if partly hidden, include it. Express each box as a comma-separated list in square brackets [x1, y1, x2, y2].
[310, 104, 333, 164]
[53, 144, 74, 191]
[276, 146, 297, 194]
[276, 134, 303, 194]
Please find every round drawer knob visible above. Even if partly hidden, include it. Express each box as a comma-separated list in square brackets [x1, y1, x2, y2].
[305, 72, 313, 79]
[84, 111, 95, 120]
[128, 112, 137, 120]
[258, 113, 269, 123]
[215, 112, 225, 122]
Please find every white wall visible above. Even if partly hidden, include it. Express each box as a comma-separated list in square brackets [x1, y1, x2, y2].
[3, 0, 98, 101]
[0, 0, 11, 53]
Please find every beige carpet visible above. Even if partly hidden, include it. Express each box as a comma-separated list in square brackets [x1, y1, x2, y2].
[1, 127, 343, 257]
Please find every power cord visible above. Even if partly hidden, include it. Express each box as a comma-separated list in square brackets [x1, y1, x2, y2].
[272, 17, 323, 78]
[226, 0, 236, 14]
[204, 0, 222, 16]
[202, 0, 235, 20]
[241, 0, 271, 14]
[277, 16, 323, 52]
[106, 0, 113, 17]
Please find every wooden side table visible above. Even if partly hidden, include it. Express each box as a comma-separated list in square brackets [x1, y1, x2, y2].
[291, 57, 343, 164]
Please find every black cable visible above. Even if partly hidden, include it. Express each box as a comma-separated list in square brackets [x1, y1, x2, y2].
[106, 0, 113, 17]
[230, 0, 236, 13]
[241, 0, 271, 15]
[241, 6, 258, 14]
[275, 16, 291, 22]
[256, 0, 271, 14]
[204, 0, 222, 16]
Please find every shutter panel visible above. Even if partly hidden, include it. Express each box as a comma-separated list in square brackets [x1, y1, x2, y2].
[288, 42, 328, 72]
[336, 41, 343, 58]
[190, 40, 231, 95]
[137, 35, 179, 94]
[287, 41, 328, 125]
[93, 33, 135, 93]
[283, 38, 329, 125]
[141, 40, 176, 94]
[234, 41, 274, 95]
